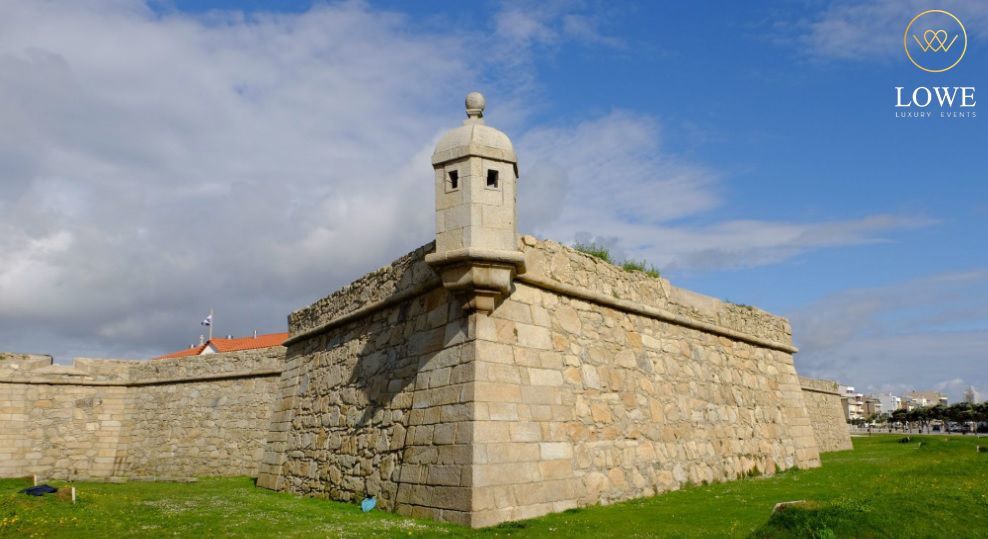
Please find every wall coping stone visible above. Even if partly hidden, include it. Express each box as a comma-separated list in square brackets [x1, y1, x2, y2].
[283, 241, 797, 354]
[0, 348, 286, 387]
[284, 278, 442, 346]
[798, 376, 841, 396]
[0, 368, 283, 387]
[515, 272, 798, 354]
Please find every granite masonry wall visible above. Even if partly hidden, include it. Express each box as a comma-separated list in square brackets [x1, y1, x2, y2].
[0, 357, 130, 480]
[0, 348, 282, 481]
[799, 376, 853, 453]
[255, 243, 482, 523]
[258, 238, 823, 527]
[463, 238, 820, 525]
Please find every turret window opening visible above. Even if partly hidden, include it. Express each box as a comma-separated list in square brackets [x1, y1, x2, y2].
[448, 170, 459, 190]
[486, 169, 499, 189]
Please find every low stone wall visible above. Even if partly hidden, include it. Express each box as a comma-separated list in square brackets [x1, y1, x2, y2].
[0, 348, 283, 481]
[0, 352, 55, 368]
[799, 376, 853, 452]
[0, 356, 129, 480]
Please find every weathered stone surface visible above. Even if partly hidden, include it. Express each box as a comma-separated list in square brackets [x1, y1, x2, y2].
[0, 348, 282, 481]
[254, 247, 478, 516]
[799, 377, 853, 452]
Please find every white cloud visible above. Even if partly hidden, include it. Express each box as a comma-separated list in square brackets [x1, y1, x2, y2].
[789, 271, 988, 402]
[793, 0, 988, 60]
[516, 112, 932, 272]
[0, 0, 937, 363]
[0, 0, 473, 358]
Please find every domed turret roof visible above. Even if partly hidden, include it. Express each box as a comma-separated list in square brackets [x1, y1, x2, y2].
[432, 92, 518, 175]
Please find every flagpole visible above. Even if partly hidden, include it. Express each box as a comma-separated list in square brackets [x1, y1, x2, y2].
[209, 308, 213, 341]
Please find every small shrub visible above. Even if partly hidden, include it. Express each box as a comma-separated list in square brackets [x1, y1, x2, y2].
[621, 259, 661, 278]
[622, 259, 646, 272]
[574, 242, 611, 263]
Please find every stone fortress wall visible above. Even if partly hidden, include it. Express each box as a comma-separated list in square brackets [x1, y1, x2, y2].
[0, 348, 282, 481]
[798, 376, 854, 453]
[465, 238, 822, 526]
[254, 243, 475, 520]
[253, 235, 844, 527]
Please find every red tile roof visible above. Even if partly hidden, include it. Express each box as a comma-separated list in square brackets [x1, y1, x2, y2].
[153, 332, 287, 359]
[208, 332, 288, 353]
[154, 344, 207, 360]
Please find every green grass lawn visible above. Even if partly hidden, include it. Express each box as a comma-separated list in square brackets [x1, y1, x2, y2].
[2, 435, 986, 538]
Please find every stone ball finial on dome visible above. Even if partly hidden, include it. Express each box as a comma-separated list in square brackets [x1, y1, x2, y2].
[465, 92, 485, 119]
[432, 91, 517, 174]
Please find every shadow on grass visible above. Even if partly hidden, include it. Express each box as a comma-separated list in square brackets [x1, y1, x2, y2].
[750, 498, 878, 539]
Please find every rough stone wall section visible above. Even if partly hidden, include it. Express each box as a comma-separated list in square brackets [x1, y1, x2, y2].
[519, 240, 794, 347]
[0, 348, 283, 481]
[257, 245, 482, 525]
[123, 349, 283, 480]
[288, 243, 440, 337]
[258, 244, 439, 489]
[0, 353, 55, 369]
[261, 238, 823, 528]
[0, 356, 131, 480]
[799, 376, 853, 452]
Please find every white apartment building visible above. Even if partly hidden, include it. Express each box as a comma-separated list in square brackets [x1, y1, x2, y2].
[876, 393, 902, 416]
[839, 385, 865, 421]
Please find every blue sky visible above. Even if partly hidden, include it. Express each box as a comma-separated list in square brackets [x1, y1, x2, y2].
[0, 0, 985, 401]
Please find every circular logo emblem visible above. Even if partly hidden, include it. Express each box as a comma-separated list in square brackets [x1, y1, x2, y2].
[904, 10, 967, 73]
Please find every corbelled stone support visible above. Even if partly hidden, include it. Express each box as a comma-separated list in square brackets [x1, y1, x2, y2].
[425, 247, 525, 314]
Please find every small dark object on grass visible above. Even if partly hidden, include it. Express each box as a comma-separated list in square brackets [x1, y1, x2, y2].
[899, 436, 911, 443]
[19, 484, 58, 496]
[978, 445, 986, 453]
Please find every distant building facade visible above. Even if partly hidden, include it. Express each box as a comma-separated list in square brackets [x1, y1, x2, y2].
[861, 396, 882, 419]
[839, 385, 865, 421]
[903, 391, 948, 410]
[875, 393, 902, 416]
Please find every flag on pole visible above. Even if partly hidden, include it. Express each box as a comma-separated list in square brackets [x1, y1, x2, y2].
[201, 314, 212, 326]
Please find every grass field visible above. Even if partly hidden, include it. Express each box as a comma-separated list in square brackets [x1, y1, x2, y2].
[2, 435, 986, 538]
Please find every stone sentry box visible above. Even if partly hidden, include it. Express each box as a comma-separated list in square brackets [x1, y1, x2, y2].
[255, 93, 824, 527]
